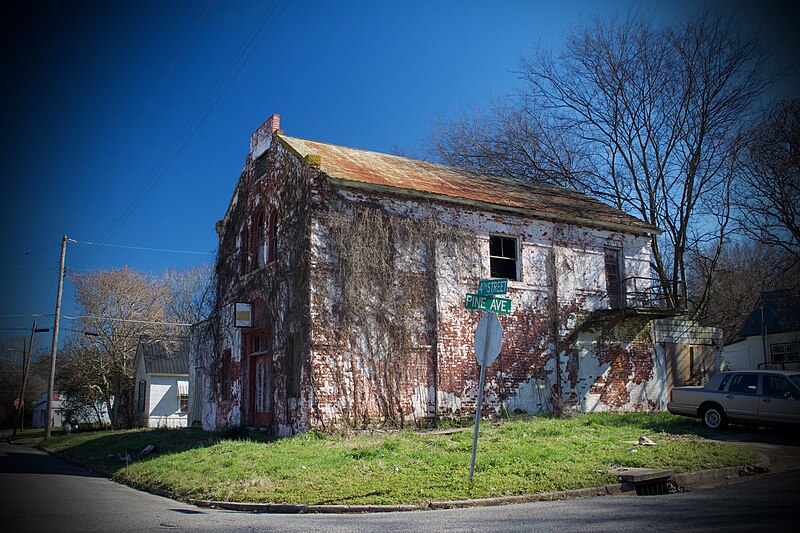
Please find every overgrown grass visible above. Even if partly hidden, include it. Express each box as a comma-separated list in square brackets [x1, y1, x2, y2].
[31, 413, 759, 505]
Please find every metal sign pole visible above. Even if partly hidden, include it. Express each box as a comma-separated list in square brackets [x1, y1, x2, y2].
[469, 362, 487, 482]
[466, 308, 504, 482]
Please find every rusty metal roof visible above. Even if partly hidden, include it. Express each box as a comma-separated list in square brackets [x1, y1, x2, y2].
[278, 135, 660, 235]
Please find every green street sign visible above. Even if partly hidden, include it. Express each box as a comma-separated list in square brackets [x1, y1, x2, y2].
[478, 278, 508, 295]
[464, 293, 512, 315]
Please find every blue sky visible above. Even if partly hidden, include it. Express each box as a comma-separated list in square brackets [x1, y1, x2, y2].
[1, 0, 798, 349]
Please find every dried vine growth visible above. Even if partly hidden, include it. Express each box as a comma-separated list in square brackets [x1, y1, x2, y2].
[318, 202, 473, 428]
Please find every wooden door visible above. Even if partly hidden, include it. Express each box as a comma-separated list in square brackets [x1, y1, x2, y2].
[250, 353, 271, 428]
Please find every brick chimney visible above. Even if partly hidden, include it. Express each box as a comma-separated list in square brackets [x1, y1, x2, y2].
[250, 113, 281, 159]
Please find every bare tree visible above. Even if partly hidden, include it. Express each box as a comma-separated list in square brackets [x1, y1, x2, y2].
[56, 339, 112, 428]
[735, 99, 800, 261]
[159, 263, 215, 336]
[67, 267, 168, 428]
[431, 10, 777, 317]
[687, 240, 798, 342]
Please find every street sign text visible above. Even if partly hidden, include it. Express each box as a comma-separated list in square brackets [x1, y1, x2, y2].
[478, 278, 508, 295]
[464, 293, 512, 315]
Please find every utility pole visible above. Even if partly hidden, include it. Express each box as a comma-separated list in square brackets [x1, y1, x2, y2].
[12, 337, 28, 436]
[45, 236, 68, 439]
[13, 321, 49, 435]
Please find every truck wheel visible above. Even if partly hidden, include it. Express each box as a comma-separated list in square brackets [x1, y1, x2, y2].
[701, 404, 727, 429]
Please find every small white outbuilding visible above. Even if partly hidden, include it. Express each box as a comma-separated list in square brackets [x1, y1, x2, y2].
[133, 340, 190, 428]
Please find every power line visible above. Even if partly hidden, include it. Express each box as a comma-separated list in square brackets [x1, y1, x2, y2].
[0, 314, 54, 320]
[0, 268, 58, 272]
[0, 244, 59, 264]
[63, 315, 192, 327]
[71, 240, 213, 256]
[72, 0, 292, 270]
[63, 328, 188, 340]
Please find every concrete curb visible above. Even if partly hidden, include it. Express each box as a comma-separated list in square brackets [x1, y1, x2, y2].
[185, 484, 627, 514]
[185, 460, 773, 515]
[11, 436, 773, 515]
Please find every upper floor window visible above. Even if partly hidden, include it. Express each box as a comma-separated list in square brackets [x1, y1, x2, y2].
[240, 229, 250, 275]
[268, 209, 278, 263]
[253, 210, 267, 268]
[247, 327, 272, 355]
[489, 235, 518, 281]
[604, 247, 623, 309]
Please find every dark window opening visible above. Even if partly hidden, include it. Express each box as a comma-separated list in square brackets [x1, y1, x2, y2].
[286, 336, 301, 397]
[253, 210, 267, 269]
[771, 342, 798, 363]
[240, 230, 250, 275]
[221, 349, 232, 401]
[179, 394, 189, 412]
[256, 211, 266, 245]
[246, 327, 271, 355]
[137, 380, 146, 413]
[604, 247, 623, 309]
[489, 235, 518, 281]
[268, 209, 278, 263]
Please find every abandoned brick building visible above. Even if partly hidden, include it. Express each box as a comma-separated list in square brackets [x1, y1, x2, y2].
[190, 114, 693, 435]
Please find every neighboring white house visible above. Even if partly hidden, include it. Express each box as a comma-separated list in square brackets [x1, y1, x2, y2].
[133, 340, 190, 428]
[31, 392, 64, 428]
[722, 290, 800, 371]
[31, 392, 110, 428]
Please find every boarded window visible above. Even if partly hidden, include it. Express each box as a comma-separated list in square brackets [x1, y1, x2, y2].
[489, 235, 518, 281]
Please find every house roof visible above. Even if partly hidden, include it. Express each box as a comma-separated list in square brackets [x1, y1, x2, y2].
[138, 340, 189, 376]
[739, 290, 800, 338]
[278, 135, 661, 235]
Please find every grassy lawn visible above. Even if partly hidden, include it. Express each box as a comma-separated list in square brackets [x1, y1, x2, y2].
[24, 413, 758, 505]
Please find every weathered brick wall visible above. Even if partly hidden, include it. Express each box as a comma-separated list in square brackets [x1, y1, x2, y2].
[199, 136, 318, 434]
[200, 129, 666, 434]
[305, 189, 663, 427]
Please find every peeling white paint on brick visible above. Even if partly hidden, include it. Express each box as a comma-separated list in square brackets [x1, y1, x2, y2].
[189, 122, 713, 434]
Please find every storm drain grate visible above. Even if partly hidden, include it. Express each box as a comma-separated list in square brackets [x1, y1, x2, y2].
[612, 467, 674, 496]
[634, 480, 670, 496]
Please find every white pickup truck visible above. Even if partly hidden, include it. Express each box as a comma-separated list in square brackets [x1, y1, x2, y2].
[667, 370, 800, 429]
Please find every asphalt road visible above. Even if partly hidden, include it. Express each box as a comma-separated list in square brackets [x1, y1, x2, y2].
[1, 434, 798, 532]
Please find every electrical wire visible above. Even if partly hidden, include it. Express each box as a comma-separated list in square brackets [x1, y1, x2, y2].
[0, 314, 54, 319]
[71, 240, 213, 256]
[0, 244, 59, 264]
[72, 0, 292, 270]
[62, 315, 192, 327]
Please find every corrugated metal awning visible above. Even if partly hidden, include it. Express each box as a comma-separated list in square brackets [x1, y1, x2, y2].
[177, 380, 189, 395]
